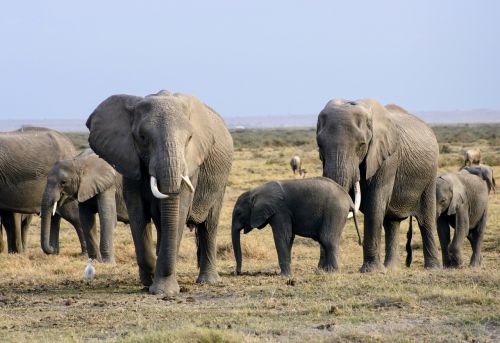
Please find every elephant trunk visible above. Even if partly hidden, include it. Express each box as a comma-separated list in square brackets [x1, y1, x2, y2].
[323, 151, 356, 189]
[40, 189, 59, 255]
[158, 195, 179, 277]
[323, 150, 361, 207]
[232, 223, 243, 275]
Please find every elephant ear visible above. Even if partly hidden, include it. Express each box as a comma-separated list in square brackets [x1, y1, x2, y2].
[360, 99, 398, 180]
[86, 94, 143, 180]
[175, 94, 215, 174]
[444, 174, 466, 215]
[250, 181, 285, 229]
[78, 154, 117, 202]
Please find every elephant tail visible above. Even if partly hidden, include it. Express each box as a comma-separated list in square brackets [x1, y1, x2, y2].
[352, 209, 362, 246]
[405, 216, 413, 267]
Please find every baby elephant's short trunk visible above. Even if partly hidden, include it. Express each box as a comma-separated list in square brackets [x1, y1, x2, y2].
[232, 224, 243, 275]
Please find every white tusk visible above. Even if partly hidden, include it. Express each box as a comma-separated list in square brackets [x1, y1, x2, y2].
[347, 182, 361, 219]
[150, 176, 169, 199]
[52, 201, 58, 216]
[182, 175, 195, 192]
[354, 181, 361, 213]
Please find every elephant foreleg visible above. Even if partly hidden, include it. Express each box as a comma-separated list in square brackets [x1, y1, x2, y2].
[79, 205, 101, 261]
[270, 215, 293, 277]
[97, 189, 118, 263]
[196, 197, 222, 284]
[468, 210, 486, 267]
[383, 218, 401, 270]
[447, 207, 469, 268]
[123, 180, 156, 287]
[437, 216, 452, 267]
[59, 203, 87, 255]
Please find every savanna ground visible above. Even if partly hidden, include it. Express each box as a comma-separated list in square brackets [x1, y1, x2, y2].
[1, 124, 499, 342]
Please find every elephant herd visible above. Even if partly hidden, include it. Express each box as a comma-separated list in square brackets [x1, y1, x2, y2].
[0, 92, 495, 296]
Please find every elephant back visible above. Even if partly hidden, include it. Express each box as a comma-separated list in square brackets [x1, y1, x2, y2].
[0, 127, 76, 185]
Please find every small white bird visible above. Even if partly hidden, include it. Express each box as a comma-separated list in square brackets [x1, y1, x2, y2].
[84, 258, 95, 281]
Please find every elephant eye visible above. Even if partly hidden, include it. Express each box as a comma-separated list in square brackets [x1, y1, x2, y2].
[61, 180, 67, 186]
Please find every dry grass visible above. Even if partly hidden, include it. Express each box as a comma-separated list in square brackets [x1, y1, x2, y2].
[0, 129, 499, 342]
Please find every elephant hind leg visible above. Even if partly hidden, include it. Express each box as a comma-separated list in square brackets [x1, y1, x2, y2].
[469, 211, 487, 267]
[196, 199, 223, 284]
[383, 218, 401, 270]
[3, 212, 23, 253]
[21, 214, 33, 252]
[415, 182, 441, 269]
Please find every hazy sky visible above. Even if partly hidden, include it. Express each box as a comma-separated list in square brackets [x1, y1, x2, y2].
[1, 1, 499, 120]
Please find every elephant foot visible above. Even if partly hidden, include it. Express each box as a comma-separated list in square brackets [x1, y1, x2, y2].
[196, 270, 221, 284]
[319, 264, 339, 273]
[469, 256, 482, 268]
[139, 269, 154, 287]
[423, 257, 442, 270]
[384, 257, 400, 271]
[149, 276, 180, 296]
[279, 270, 293, 277]
[101, 256, 115, 264]
[360, 261, 385, 273]
[447, 256, 463, 268]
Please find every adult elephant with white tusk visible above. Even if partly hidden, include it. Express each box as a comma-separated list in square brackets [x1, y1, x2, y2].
[317, 99, 441, 272]
[86, 90, 233, 295]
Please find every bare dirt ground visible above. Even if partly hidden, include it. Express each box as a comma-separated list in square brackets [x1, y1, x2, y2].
[0, 128, 499, 342]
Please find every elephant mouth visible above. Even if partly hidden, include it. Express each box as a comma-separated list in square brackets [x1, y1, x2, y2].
[150, 175, 194, 199]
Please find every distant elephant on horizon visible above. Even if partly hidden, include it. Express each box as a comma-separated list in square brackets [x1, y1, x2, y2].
[41, 149, 128, 263]
[317, 99, 441, 272]
[290, 155, 302, 175]
[0, 127, 86, 254]
[464, 149, 481, 167]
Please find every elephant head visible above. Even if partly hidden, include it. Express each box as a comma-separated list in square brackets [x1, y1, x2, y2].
[231, 182, 284, 274]
[40, 149, 116, 254]
[316, 99, 397, 211]
[86, 91, 216, 278]
[436, 173, 465, 217]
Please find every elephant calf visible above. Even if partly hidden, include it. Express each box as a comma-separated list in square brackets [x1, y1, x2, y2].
[42, 149, 128, 263]
[434, 165, 494, 267]
[232, 177, 361, 276]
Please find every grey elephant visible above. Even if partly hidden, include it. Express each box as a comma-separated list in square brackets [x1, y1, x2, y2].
[432, 165, 494, 267]
[317, 99, 441, 272]
[86, 90, 233, 295]
[231, 177, 361, 276]
[41, 149, 128, 263]
[0, 127, 86, 254]
[290, 156, 302, 175]
[0, 213, 33, 253]
[464, 149, 481, 167]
